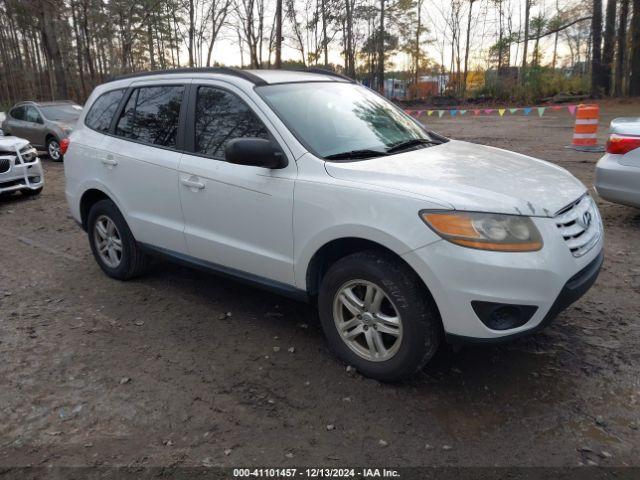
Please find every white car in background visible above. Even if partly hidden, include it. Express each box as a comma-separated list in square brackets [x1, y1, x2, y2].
[595, 117, 640, 208]
[0, 112, 5, 136]
[0, 135, 44, 197]
[64, 68, 604, 381]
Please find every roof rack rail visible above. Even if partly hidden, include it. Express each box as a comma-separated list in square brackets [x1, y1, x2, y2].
[293, 67, 355, 83]
[110, 67, 268, 86]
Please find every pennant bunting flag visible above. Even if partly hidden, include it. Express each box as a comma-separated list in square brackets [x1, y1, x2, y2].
[405, 104, 576, 119]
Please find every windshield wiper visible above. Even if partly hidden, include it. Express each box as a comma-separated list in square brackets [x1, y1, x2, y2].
[324, 149, 389, 160]
[386, 138, 439, 154]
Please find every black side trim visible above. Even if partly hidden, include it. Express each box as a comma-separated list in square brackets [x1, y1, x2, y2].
[109, 67, 268, 86]
[139, 243, 308, 302]
[446, 250, 604, 345]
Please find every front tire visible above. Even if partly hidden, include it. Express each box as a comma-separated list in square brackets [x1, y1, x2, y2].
[318, 250, 441, 382]
[87, 199, 149, 280]
[47, 137, 63, 162]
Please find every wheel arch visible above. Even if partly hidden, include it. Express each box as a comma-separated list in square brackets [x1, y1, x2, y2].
[79, 188, 114, 230]
[304, 237, 437, 306]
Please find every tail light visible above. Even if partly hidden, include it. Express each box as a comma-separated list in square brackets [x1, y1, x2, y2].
[606, 134, 640, 155]
[60, 138, 70, 155]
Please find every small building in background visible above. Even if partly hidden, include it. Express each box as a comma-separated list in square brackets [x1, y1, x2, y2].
[384, 78, 408, 100]
[408, 75, 449, 99]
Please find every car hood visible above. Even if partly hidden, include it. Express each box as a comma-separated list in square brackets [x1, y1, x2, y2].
[0, 136, 29, 152]
[324, 140, 586, 217]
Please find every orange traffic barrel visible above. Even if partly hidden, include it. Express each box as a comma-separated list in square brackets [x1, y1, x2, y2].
[567, 104, 604, 152]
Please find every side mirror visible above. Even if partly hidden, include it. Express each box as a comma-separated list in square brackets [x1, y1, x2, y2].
[225, 138, 287, 169]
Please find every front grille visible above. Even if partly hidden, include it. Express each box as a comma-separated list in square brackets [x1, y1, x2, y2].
[554, 195, 601, 257]
[0, 158, 10, 174]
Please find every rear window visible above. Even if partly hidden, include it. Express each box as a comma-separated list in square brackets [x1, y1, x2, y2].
[85, 90, 125, 132]
[115, 85, 184, 148]
[40, 104, 82, 122]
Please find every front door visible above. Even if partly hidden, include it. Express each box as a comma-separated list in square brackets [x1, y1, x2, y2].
[178, 83, 297, 286]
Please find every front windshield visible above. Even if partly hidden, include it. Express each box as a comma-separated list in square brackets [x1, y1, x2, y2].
[40, 104, 82, 122]
[257, 82, 435, 158]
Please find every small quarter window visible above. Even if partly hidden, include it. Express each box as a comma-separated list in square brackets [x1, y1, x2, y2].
[85, 89, 125, 132]
[116, 85, 184, 148]
[194, 86, 269, 159]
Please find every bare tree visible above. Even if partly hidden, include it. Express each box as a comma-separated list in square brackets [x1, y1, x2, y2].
[615, 0, 629, 94]
[631, 0, 640, 94]
[602, 0, 617, 93]
[591, 0, 604, 94]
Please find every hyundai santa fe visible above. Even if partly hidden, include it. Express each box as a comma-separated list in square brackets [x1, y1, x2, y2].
[64, 68, 604, 381]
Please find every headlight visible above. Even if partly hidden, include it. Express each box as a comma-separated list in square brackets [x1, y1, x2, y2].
[420, 211, 543, 252]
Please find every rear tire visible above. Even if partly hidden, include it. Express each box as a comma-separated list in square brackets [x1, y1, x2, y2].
[318, 250, 441, 382]
[87, 199, 149, 280]
[47, 137, 63, 162]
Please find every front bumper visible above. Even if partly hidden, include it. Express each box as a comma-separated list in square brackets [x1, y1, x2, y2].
[401, 212, 604, 342]
[446, 250, 603, 344]
[0, 154, 44, 193]
[595, 153, 640, 208]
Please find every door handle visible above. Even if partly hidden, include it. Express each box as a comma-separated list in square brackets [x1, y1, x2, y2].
[181, 178, 205, 190]
[101, 155, 118, 167]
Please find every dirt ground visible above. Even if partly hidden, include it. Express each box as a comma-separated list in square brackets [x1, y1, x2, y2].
[1, 99, 639, 469]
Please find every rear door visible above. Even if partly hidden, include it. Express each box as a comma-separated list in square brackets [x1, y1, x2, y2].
[99, 81, 189, 253]
[22, 106, 47, 147]
[178, 82, 297, 286]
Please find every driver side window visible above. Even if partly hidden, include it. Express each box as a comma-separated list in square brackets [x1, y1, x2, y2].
[194, 86, 269, 160]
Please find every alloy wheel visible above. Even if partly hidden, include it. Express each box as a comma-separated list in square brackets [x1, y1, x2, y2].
[93, 215, 123, 268]
[332, 279, 403, 362]
[48, 141, 61, 161]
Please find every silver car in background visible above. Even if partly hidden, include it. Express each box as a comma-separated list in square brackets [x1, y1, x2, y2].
[595, 117, 640, 208]
[1, 101, 82, 162]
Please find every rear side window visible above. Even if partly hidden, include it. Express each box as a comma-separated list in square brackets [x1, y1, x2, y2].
[85, 90, 125, 132]
[116, 85, 184, 148]
[194, 86, 269, 159]
[25, 106, 42, 123]
[10, 106, 25, 120]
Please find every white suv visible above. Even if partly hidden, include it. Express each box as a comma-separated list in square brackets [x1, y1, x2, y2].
[64, 68, 604, 381]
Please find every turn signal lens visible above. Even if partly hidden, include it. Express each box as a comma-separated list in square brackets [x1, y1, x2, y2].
[420, 211, 543, 252]
[606, 134, 640, 155]
[60, 138, 71, 155]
